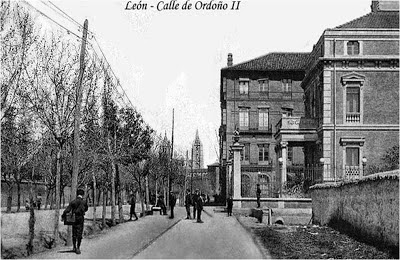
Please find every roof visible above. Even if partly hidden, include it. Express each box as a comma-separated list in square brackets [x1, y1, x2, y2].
[335, 11, 399, 29]
[222, 52, 310, 72]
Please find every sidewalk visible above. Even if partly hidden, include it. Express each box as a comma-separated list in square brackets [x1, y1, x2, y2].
[26, 207, 185, 259]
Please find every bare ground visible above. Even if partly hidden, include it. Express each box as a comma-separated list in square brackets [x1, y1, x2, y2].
[237, 215, 396, 259]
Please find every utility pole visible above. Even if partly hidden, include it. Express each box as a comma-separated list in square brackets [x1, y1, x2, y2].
[168, 109, 174, 205]
[70, 19, 88, 246]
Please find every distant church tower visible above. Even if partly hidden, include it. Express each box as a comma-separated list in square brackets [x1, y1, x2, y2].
[192, 129, 204, 169]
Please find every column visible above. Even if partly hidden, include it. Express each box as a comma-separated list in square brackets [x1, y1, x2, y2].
[231, 143, 243, 208]
[281, 141, 288, 186]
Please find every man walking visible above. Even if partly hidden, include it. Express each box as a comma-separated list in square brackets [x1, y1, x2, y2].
[192, 189, 199, 219]
[256, 184, 261, 208]
[129, 193, 138, 221]
[184, 189, 191, 219]
[62, 189, 88, 254]
[196, 190, 203, 223]
[169, 191, 176, 219]
[227, 195, 233, 217]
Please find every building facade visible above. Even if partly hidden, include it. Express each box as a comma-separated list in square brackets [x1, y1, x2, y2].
[221, 0, 399, 200]
[219, 53, 309, 198]
[274, 1, 399, 185]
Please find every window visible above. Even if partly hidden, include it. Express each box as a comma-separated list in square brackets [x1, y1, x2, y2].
[288, 147, 293, 161]
[282, 79, 292, 93]
[239, 109, 249, 128]
[239, 81, 249, 95]
[258, 144, 269, 162]
[241, 174, 251, 197]
[347, 41, 360, 55]
[258, 174, 270, 196]
[241, 143, 250, 161]
[282, 108, 293, 117]
[259, 79, 269, 93]
[346, 147, 359, 166]
[258, 109, 269, 128]
[346, 86, 360, 123]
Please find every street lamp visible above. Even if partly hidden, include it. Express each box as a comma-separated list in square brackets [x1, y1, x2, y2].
[362, 156, 367, 166]
[278, 157, 283, 164]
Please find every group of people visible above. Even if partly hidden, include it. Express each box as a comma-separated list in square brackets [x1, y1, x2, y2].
[25, 194, 42, 211]
[184, 189, 204, 223]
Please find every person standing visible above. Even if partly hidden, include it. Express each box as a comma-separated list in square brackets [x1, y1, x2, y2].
[169, 191, 177, 219]
[184, 189, 191, 219]
[227, 195, 233, 217]
[61, 189, 88, 255]
[196, 190, 204, 223]
[129, 193, 138, 221]
[256, 184, 261, 208]
[192, 189, 199, 219]
[36, 194, 42, 210]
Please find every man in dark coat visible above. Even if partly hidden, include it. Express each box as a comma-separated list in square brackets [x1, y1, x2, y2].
[129, 193, 138, 221]
[192, 189, 199, 219]
[227, 195, 233, 217]
[62, 189, 88, 254]
[184, 189, 191, 219]
[196, 190, 203, 223]
[157, 195, 167, 215]
[169, 191, 177, 219]
[256, 184, 261, 208]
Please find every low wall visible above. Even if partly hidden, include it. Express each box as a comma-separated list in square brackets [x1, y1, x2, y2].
[310, 170, 399, 250]
[233, 197, 312, 209]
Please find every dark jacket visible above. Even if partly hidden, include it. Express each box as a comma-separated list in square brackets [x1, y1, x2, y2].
[227, 197, 233, 209]
[256, 187, 261, 198]
[196, 195, 203, 211]
[192, 194, 199, 206]
[62, 196, 88, 224]
[185, 194, 192, 207]
[169, 194, 176, 207]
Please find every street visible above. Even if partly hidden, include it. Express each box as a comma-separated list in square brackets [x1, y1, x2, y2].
[28, 207, 268, 259]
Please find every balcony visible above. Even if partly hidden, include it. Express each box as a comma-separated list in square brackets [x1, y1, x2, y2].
[274, 116, 318, 143]
[276, 117, 317, 132]
[346, 112, 360, 123]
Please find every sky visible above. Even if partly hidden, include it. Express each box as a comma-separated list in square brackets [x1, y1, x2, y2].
[25, 0, 371, 165]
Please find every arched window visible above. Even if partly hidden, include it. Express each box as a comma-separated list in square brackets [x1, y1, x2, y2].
[258, 174, 271, 197]
[241, 174, 251, 197]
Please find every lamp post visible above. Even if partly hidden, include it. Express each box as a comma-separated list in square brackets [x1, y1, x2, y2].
[362, 157, 367, 176]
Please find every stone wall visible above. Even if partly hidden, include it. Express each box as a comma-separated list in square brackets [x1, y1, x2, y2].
[310, 170, 399, 249]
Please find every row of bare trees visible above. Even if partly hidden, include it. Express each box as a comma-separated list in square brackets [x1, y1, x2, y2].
[1, 1, 188, 253]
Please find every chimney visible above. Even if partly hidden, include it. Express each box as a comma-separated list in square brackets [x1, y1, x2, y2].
[371, 1, 379, 12]
[227, 53, 233, 67]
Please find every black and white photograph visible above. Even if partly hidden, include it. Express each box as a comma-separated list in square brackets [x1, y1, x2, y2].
[1, 0, 399, 259]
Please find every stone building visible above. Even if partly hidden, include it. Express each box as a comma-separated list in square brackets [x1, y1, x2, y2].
[219, 52, 309, 198]
[220, 0, 399, 200]
[275, 0, 399, 184]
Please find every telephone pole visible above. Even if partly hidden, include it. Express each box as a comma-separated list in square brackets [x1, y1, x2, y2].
[70, 19, 88, 246]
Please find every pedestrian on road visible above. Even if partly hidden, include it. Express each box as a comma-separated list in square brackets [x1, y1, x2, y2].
[227, 195, 233, 216]
[36, 194, 42, 210]
[157, 195, 167, 215]
[129, 193, 138, 221]
[196, 190, 204, 223]
[61, 189, 88, 255]
[192, 190, 199, 219]
[256, 184, 261, 208]
[169, 191, 176, 219]
[184, 189, 191, 219]
[25, 199, 30, 211]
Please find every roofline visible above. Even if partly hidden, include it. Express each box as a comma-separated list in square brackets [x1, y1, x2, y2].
[220, 51, 310, 71]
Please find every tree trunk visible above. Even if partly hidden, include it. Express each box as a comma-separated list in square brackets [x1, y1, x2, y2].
[54, 148, 61, 246]
[102, 187, 107, 228]
[92, 173, 97, 225]
[7, 184, 13, 213]
[110, 161, 116, 226]
[16, 179, 21, 212]
[27, 167, 35, 255]
[145, 175, 149, 211]
[138, 178, 145, 216]
[155, 179, 158, 201]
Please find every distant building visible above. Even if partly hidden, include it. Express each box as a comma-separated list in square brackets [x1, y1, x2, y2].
[191, 130, 204, 169]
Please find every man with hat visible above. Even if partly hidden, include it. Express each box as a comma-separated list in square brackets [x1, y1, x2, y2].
[192, 189, 199, 219]
[195, 189, 204, 223]
[62, 189, 88, 254]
